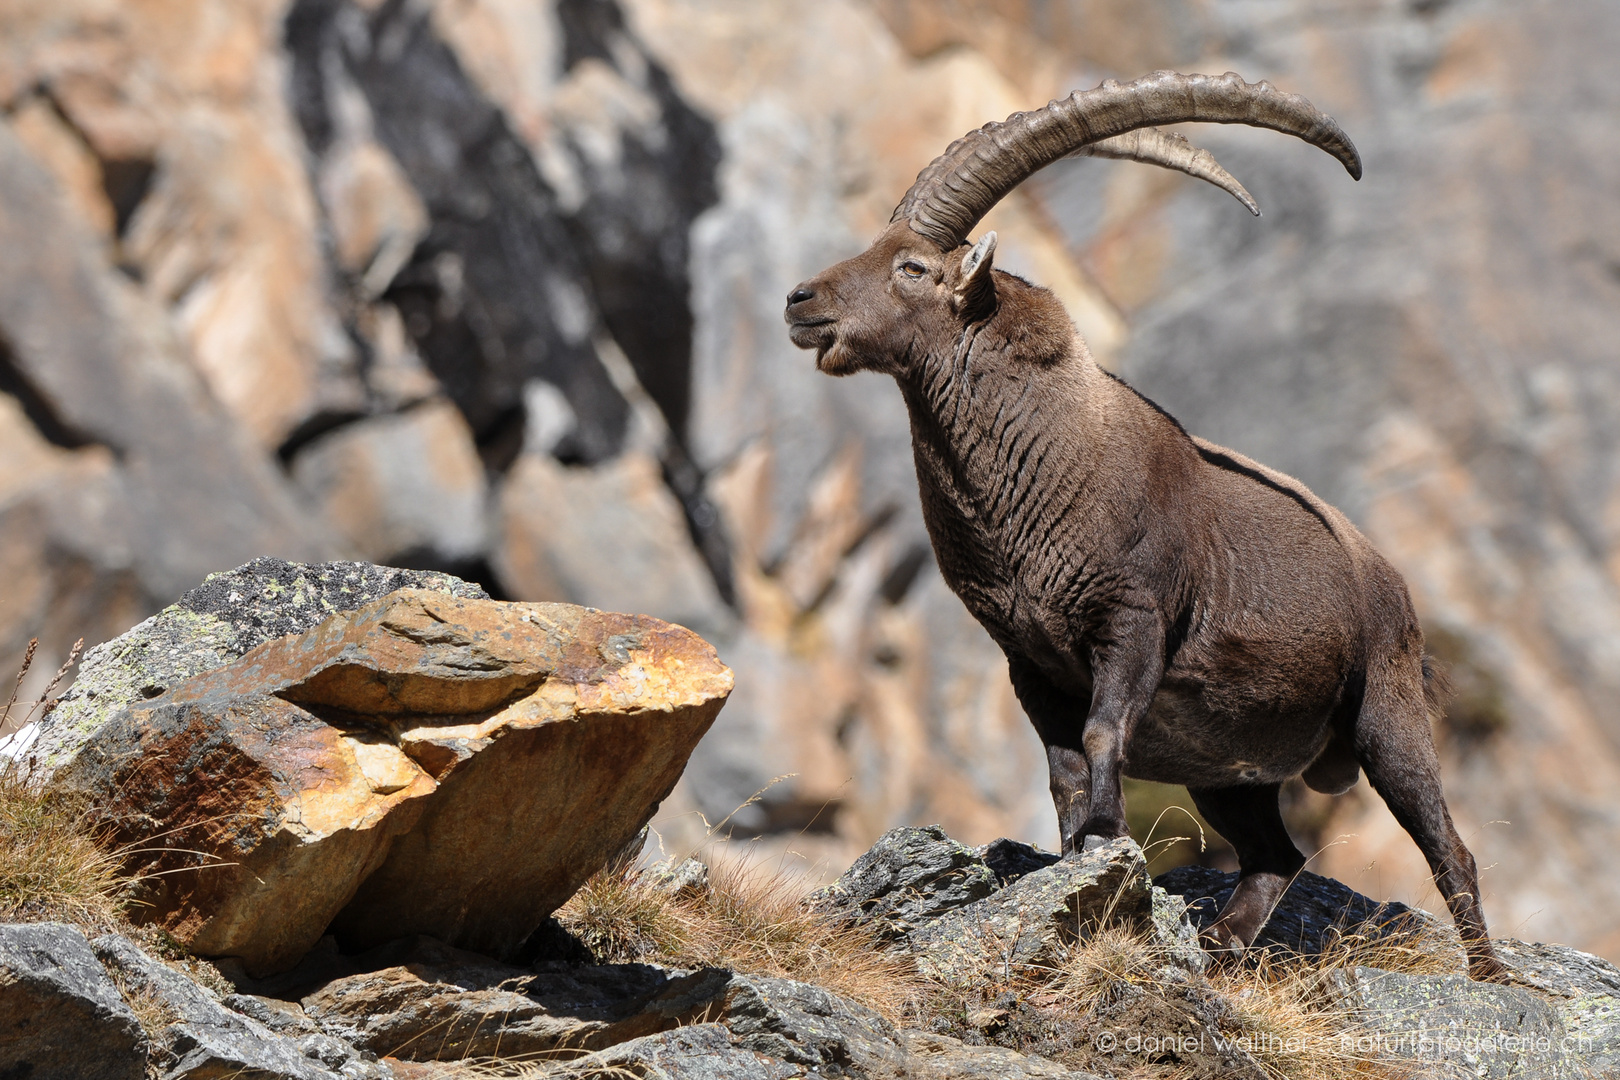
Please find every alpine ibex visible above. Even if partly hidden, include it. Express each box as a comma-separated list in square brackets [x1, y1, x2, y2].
[784, 71, 1504, 980]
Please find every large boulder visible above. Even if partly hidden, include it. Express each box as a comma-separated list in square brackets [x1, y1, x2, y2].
[51, 572, 732, 975]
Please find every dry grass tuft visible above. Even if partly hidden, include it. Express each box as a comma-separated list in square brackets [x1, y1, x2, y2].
[0, 636, 136, 931]
[0, 764, 133, 931]
[559, 854, 918, 1019]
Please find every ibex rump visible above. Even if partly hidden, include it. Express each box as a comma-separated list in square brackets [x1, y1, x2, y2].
[784, 72, 1504, 981]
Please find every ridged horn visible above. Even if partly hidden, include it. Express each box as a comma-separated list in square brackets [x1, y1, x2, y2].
[1074, 128, 1259, 216]
[892, 70, 1361, 248]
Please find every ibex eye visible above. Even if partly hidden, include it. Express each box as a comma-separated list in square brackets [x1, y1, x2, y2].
[900, 261, 926, 278]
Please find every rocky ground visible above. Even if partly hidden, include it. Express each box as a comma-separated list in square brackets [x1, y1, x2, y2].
[3, 561, 1617, 1079]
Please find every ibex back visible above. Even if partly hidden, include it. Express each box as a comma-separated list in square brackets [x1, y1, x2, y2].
[784, 71, 1505, 981]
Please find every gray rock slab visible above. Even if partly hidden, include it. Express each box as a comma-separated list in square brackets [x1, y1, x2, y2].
[0, 922, 146, 1080]
[298, 936, 730, 1061]
[1334, 965, 1569, 1080]
[898, 1030, 1103, 1079]
[1494, 938, 1620, 1076]
[1155, 863, 1453, 962]
[91, 933, 374, 1080]
[548, 1023, 802, 1079]
[813, 825, 996, 939]
[31, 558, 485, 776]
[720, 974, 906, 1078]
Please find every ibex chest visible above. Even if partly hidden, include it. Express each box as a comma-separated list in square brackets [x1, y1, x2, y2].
[911, 440, 1095, 681]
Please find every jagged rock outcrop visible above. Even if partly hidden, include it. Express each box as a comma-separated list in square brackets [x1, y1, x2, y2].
[817, 827, 1204, 976]
[44, 560, 732, 976]
[0, 922, 146, 1080]
[91, 933, 384, 1080]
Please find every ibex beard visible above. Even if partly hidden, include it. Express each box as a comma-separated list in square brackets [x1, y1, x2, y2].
[786, 71, 1506, 982]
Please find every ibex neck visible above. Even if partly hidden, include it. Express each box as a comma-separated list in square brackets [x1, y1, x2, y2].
[896, 328, 1109, 539]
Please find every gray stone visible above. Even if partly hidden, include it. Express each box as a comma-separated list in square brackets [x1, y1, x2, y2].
[298, 937, 731, 1062]
[719, 974, 907, 1078]
[1332, 965, 1568, 1080]
[547, 1023, 801, 1080]
[976, 838, 1060, 887]
[91, 933, 364, 1080]
[1156, 864, 1453, 962]
[898, 1030, 1103, 1079]
[31, 557, 485, 776]
[813, 825, 997, 939]
[0, 922, 146, 1080]
[646, 856, 712, 897]
[1494, 938, 1620, 1076]
[907, 838, 1200, 979]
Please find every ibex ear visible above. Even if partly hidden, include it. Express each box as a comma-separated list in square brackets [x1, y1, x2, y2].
[954, 231, 997, 321]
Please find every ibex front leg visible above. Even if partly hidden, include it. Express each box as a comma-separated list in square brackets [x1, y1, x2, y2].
[1008, 658, 1092, 854]
[1076, 613, 1164, 850]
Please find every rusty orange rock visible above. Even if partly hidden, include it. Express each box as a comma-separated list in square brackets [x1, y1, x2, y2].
[55, 589, 732, 976]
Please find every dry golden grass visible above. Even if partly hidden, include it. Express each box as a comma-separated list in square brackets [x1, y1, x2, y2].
[558, 853, 918, 1020]
[0, 636, 137, 931]
[0, 763, 134, 931]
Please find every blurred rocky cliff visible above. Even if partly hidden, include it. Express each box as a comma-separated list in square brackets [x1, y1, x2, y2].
[1, 0, 1617, 958]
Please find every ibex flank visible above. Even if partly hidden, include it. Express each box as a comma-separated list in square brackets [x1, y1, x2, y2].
[784, 70, 1505, 981]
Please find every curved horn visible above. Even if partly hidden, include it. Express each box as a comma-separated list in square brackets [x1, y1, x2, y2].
[1074, 128, 1259, 216]
[892, 70, 1361, 248]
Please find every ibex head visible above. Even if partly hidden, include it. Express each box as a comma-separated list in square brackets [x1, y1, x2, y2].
[785, 71, 1362, 376]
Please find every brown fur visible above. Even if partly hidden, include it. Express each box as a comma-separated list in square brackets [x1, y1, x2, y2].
[785, 222, 1505, 981]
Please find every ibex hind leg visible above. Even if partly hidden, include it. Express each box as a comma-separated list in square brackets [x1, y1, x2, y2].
[1187, 783, 1306, 961]
[1355, 662, 1508, 982]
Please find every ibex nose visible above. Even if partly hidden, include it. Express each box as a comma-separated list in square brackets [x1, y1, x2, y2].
[787, 286, 815, 306]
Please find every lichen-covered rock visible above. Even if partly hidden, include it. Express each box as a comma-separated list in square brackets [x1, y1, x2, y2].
[898, 1031, 1103, 1079]
[1331, 966, 1568, 1080]
[720, 974, 907, 1078]
[55, 584, 732, 975]
[298, 937, 730, 1062]
[30, 558, 488, 777]
[813, 825, 997, 939]
[1493, 938, 1620, 1075]
[90, 933, 374, 1080]
[0, 922, 146, 1080]
[548, 1023, 802, 1080]
[905, 838, 1199, 980]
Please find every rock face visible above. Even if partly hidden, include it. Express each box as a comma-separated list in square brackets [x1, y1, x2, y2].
[0, 922, 146, 1080]
[51, 572, 732, 976]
